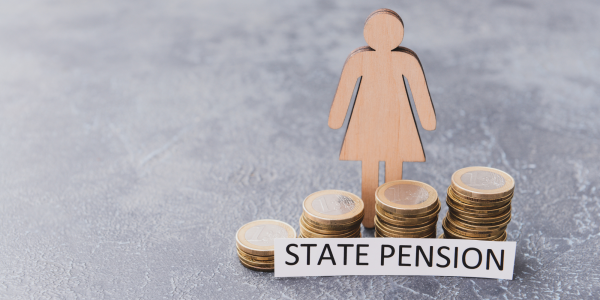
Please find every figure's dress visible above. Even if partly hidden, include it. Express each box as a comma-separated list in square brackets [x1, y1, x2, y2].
[339, 48, 425, 163]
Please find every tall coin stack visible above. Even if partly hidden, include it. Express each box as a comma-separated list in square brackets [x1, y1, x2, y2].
[299, 190, 364, 238]
[374, 180, 440, 238]
[235, 219, 296, 272]
[442, 166, 514, 241]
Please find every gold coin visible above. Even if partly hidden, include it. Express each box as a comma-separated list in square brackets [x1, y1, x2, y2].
[238, 256, 274, 272]
[235, 219, 296, 256]
[301, 212, 363, 231]
[375, 212, 438, 228]
[445, 214, 509, 235]
[376, 180, 439, 215]
[374, 227, 388, 237]
[449, 208, 511, 225]
[451, 167, 515, 200]
[446, 195, 511, 217]
[448, 185, 513, 203]
[236, 246, 274, 262]
[299, 214, 359, 235]
[299, 228, 359, 239]
[302, 190, 365, 225]
[447, 187, 512, 208]
[443, 228, 506, 241]
[376, 228, 436, 238]
[375, 220, 436, 235]
[443, 217, 506, 238]
[300, 223, 361, 238]
[493, 231, 507, 241]
[375, 200, 441, 223]
[376, 223, 435, 238]
[300, 222, 359, 237]
[346, 231, 362, 238]
[375, 215, 437, 233]
[375, 207, 438, 228]
[448, 187, 512, 207]
[447, 213, 511, 231]
[376, 199, 440, 218]
[444, 218, 505, 238]
[442, 222, 504, 240]
[438, 234, 444, 239]
[375, 215, 438, 231]
[238, 253, 275, 268]
[375, 223, 437, 238]
[441, 227, 460, 239]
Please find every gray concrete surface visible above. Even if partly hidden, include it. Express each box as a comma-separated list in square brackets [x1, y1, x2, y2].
[1, 0, 599, 299]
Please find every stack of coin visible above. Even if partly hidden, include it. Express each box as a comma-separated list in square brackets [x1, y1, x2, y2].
[235, 219, 296, 272]
[442, 166, 514, 241]
[299, 190, 364, 238]
[374, 180, 440, 238]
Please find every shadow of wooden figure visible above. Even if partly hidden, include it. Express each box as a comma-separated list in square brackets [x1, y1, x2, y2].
[328, 8, 436, 228]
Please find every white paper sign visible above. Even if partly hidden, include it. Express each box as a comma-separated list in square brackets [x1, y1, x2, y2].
[274, 238, 516, 279]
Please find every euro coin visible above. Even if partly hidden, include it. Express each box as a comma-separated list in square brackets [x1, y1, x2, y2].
[375, 215, 437, 233]
[299, 222, 361, 238]
[302, 190, 365, 226]
[449, 207, 511, 226]
[238, 257, 274, 272]
[236, 219, 296, 256]
[451, 166, 515, 200]
[442, 167, 514, 241]
[375, 200, 440, 224]
[235, 219, 296, 272]
[301, 212, 363, 231]
[300, 190, 364, 238]
[299, 214, 353, 235]
[494, 231, 507, 241]
[375, 220, 436, 238]
[443, 216, 506, 238]
[376, 180, 439, 215]
[376, 226, 435, 238]
[236, 247, 274, 261]
[446, 197, 511, 218]
[374, 180, 440, 239]
[238, 253, 275, 268]
[446, 214, 511, 233]
[448, 187, 512, 207]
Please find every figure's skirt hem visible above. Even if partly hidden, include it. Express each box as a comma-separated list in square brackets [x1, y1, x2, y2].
[337, 156, 426, 162]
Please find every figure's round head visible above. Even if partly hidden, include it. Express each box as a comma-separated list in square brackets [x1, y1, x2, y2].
[363, 9, 404, 51]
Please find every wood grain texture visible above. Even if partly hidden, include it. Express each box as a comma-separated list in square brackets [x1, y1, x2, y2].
[329, 9, 436, 228]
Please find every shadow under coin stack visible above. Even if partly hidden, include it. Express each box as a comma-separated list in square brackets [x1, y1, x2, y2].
[442, 167, 514, 241]
[299, 190, 364, 238]
[235, 219, 296, 272]
[374, 180, 440, 238]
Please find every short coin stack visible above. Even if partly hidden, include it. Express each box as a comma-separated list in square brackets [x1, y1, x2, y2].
[235, 219, 296, 272]
[299, 190, 364, 238]
[374, 180, 440, 238]
[442, 166, 514, 241]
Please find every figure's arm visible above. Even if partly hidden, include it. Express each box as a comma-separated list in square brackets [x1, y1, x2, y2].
[398, 48, 436, 131]
[328, 47, 368, 129]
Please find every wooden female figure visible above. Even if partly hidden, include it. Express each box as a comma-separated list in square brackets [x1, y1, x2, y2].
[328, 9, 436, 228]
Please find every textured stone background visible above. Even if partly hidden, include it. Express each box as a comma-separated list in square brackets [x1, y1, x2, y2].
[1, 0, 599, 299]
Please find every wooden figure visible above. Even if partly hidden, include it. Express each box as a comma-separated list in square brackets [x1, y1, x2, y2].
[328, 9, 436, 228]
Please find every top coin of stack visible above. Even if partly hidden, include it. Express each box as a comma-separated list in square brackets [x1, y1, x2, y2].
[299, 190, 364, 238]
[374, 180, 440, 238]
[442, 166, 514, 241]
[235, 219, 296, 272]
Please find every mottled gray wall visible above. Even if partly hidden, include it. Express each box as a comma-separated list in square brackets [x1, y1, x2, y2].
[0, 0, 599, 299]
